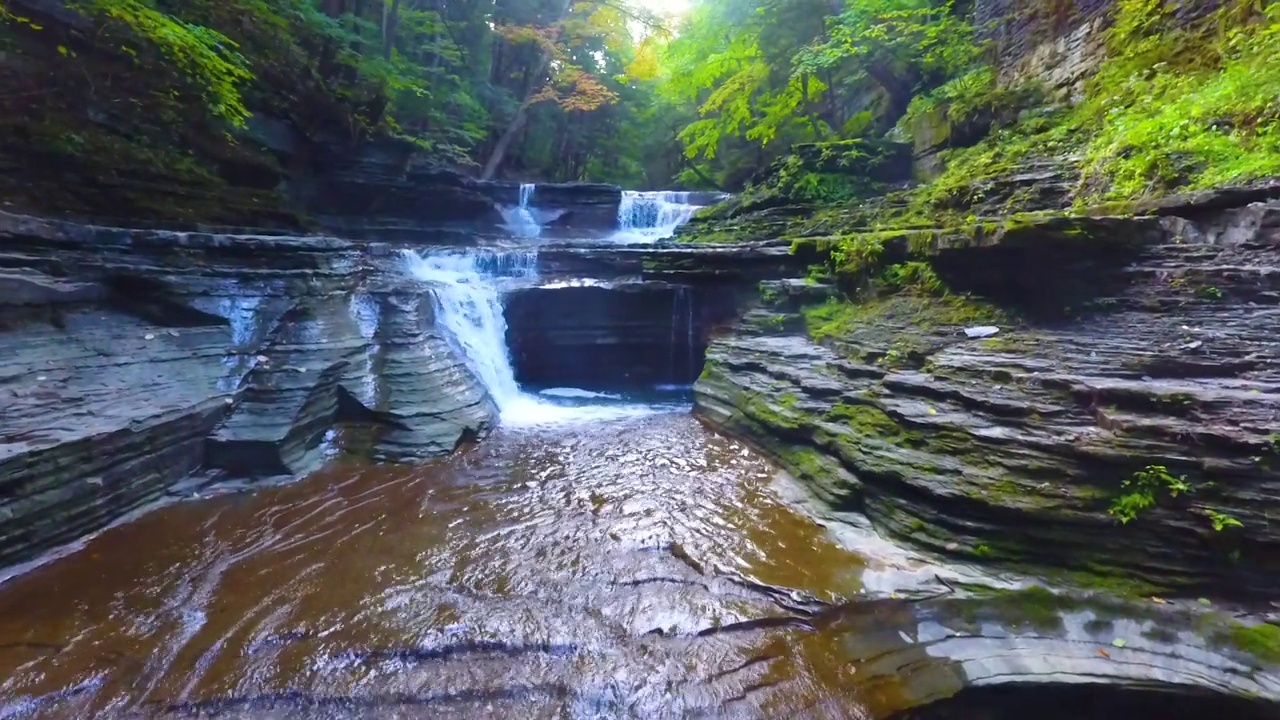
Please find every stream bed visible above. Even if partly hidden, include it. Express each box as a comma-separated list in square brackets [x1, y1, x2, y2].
[0, 410, 910, 718]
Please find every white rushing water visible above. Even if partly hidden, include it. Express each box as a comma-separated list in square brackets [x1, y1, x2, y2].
[608, 191, 705, 243]
[499, 183, 545, 239]
[402, 249, 675, 425]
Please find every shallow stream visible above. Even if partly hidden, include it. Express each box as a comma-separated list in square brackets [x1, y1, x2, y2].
[0, 411, 928, 718]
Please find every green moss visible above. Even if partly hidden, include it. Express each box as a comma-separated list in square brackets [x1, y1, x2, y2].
[826, 403, 910, 440]
[804, 299, 863, 342]
[803, 292, 1007, 347]
[742, 394, 806, 433]
[1216, 622, 1280, 665]
[1048, 566, 1167, 599]
[956, 585, 1080, 632]
[774, 444, 833, 481]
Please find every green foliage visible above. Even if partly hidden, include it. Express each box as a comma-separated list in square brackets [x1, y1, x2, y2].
[1109, 465, 1187, 524]
[1207, 510, 1244, 532]
[793, 0, 979, 97]
[881, 261, 945, 295]
[85, 0, 253, 126]
[1109, 465, 1242, 532]
[662, 1, 831, 173]
[1077, 0, 1280, 198]
[910, 0, 1280, 212]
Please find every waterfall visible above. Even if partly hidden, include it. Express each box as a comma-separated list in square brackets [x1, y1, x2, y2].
[609, 191, 704, 243]
[500, 183, 543, 239]
[402, 248, 668, 424]
[402, 250, 534, 410]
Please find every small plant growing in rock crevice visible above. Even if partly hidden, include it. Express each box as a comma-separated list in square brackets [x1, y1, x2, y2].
[1110, 464, 1192, 524]
[1207, 509, 1244, 532]
[1110, 465, 1243, 533]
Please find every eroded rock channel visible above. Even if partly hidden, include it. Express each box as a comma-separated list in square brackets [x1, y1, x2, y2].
[1, 188, 1279, 719]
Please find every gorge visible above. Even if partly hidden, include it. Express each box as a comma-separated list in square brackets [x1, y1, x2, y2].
[3, 0, 1280, 718]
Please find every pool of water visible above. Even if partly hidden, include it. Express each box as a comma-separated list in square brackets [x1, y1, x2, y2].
[0, 411, 931, 719]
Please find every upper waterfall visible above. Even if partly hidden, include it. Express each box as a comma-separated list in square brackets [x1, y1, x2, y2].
[608, 191, 706, 243]
[499, 183, 543, 239]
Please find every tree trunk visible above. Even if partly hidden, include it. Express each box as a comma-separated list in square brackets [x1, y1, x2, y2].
[480, 89, 542, 180]
[800, 74, 828, 140]
[382, 0, 401, 60]
[864, 61, 917, 129]
[480, 0, 575, 180]
[682, 158, 722, 191]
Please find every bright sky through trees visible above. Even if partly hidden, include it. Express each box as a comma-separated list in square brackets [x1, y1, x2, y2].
[633, 0, 689, 16]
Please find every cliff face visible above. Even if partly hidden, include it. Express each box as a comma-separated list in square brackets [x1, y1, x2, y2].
[685, 1, 1280, 599]
[695, 201, 1280, 598]
[0, 212, 496, 568]
[975, 0, 1222, 97]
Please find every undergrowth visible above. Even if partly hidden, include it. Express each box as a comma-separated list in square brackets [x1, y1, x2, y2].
[928, 0, 1280, 207]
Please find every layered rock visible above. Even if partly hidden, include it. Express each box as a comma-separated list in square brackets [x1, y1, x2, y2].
[837, 589, 1280, 718]
[480, 182, 623, 233]
[536, 238, 812, 284]
[695, 203, 1280, 599]
[306, 142, 626, 241]
[0, 212, 494, 567]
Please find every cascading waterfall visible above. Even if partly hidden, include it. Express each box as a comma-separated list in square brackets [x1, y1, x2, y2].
[500, 183, 543, 239]
[609, 191, 704, 243]
[402, 248, 667, 424]
[401, 250, 534, 410]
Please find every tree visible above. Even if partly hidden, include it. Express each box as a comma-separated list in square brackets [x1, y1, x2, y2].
[793, 0, 977, 126]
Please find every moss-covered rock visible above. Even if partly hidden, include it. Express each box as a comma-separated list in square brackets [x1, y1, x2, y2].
[693, 198, 1280, 601]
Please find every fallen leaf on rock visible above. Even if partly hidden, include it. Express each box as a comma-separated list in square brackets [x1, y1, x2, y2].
[1112, 638, 1127, 648]
[1151, 596, 1168, 604]
[1097, 649, 1110, 658]
[1198, 598, 1213, 606]
[144, 333, 156, 341]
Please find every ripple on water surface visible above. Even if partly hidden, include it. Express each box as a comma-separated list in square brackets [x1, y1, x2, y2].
[0, 413, 887, 719]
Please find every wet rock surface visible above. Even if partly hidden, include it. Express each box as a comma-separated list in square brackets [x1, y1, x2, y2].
[504, 282, 738, 390]
[535, 238, 810, 283]
[0, 212, 493, 567]
[695, 202, 1280, 599]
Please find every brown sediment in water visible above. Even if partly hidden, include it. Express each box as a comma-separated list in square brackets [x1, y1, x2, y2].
[0, 413, 879, 718]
